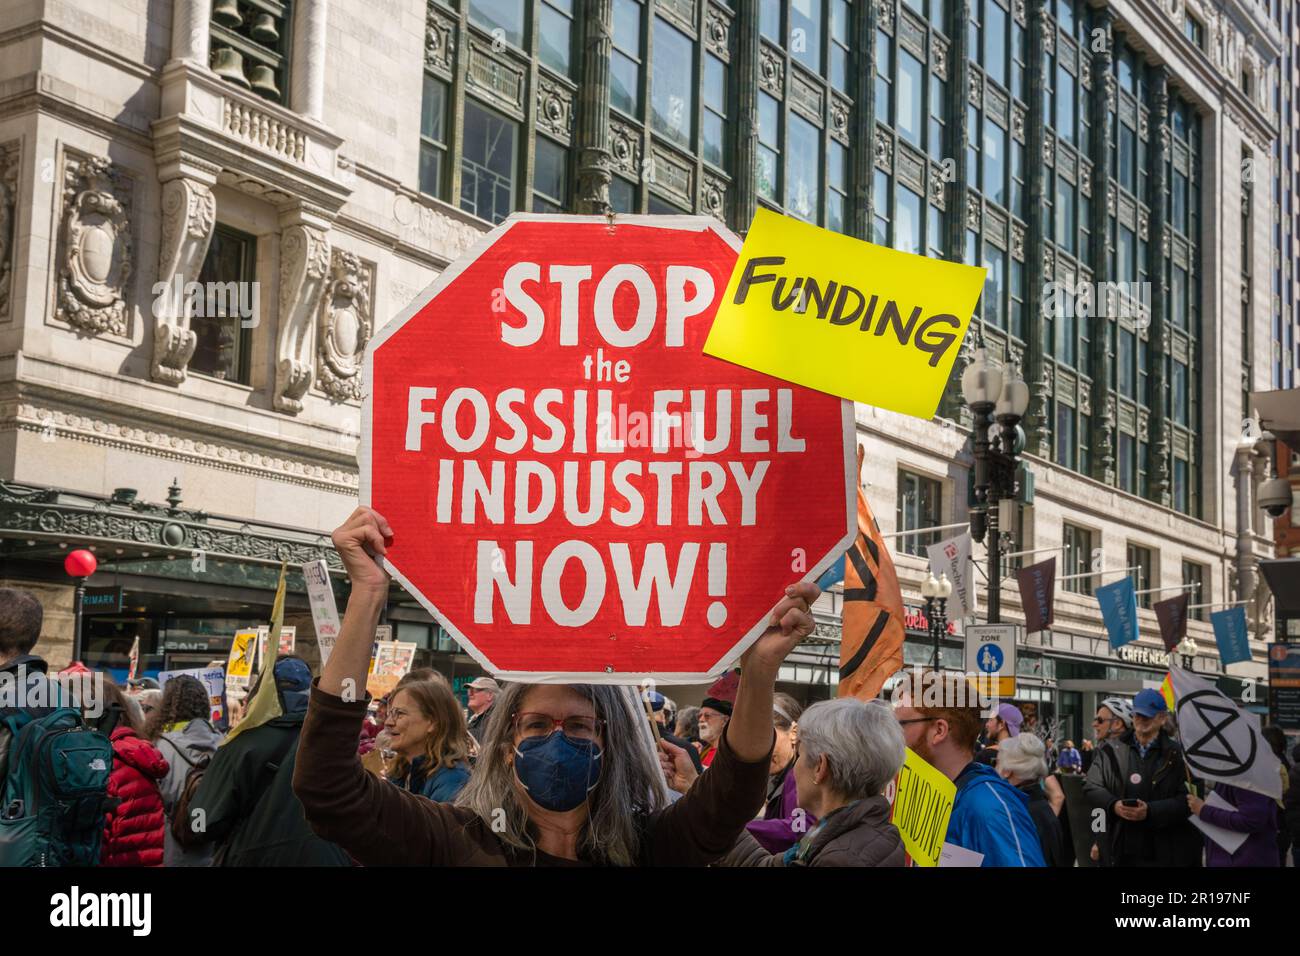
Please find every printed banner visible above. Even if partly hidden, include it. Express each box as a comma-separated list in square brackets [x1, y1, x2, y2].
[1169, 665, 1282, 800]
[1097, 577, 1139, 649]
[926, 532, 976, 620]
[1211, 606, 1251, 666]
[703, 208, 986, 418]
[366, 640, 418, 699]
[1154, 592, 1190, 652]
[1016, 558, 1056, 634]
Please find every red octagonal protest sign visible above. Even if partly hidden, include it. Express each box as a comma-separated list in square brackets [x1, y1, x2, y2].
[363, 214, 854, 683]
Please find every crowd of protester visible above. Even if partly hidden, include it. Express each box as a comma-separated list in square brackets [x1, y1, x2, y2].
[2, 514, 1297, 869]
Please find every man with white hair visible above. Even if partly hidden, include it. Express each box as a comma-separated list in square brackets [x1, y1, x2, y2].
[720, 698, 907, 866]
[996, 734, 1067, 866]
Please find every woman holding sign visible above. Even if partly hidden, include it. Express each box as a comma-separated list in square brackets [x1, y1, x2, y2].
[293, 506, 818, 866]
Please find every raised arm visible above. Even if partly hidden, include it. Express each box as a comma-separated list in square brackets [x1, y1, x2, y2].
[292, 507, 483, 866]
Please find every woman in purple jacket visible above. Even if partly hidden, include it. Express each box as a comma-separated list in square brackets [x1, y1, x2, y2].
[1188, 783, 1281, 867]
[746, 693, 816, 853]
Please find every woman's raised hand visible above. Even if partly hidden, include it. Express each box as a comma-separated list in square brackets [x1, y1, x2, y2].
[331, 506, 393, 594]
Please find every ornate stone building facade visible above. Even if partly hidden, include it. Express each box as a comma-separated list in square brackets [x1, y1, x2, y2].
[0, 1, 1284, 727]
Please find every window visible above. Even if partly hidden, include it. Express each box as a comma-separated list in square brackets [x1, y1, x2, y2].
[898, 48, 925, 147]
[1181, 561, 1205, 620]
[1184, 14, 1204, 49]
[419, 74, 449, 199]
[190, 225, 256, 385]
[609, 175, 636, 213]
[610, 0, 643, 116]
[787, 112, 821, 223]
[757, 92, 780, 202]
[538, 0, 575, 76]
[895, 185, 922, 256]
[651, 17, 694, 149]
[789, 0, 823, 74]
[531, 137, 567, 212]
[209, 0, 292, 106]
[702, 53, 727, 167]
[827, 139, 848, 234]
[1127, 544, 1153, 608]
[470, 0, 526, 48]
[460, 100, 518, 224]
[829, 0, 850, 92]
[897, 470, 942, 557]
[1063, 523, 1094, 595]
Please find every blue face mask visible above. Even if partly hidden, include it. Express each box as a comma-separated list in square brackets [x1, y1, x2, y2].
[513, 731, 602, 812]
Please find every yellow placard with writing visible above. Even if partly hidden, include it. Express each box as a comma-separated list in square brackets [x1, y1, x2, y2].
[887, 747, 958, 868]
[703, 208, 987, 419]
[226, 629, 258, 690]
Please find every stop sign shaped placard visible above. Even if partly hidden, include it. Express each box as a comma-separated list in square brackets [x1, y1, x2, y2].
[363, 215, 854, 683]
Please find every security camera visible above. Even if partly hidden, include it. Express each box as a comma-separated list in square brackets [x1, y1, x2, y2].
[1259, 476, 1293, 518]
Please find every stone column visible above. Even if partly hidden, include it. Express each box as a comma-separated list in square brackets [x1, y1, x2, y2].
[1146, 67, 1172, 507]
[1087, 7, 1115, 484]
[851, 0, 878, 242]
[1022, 0, 1052, 458]
[170, 0, 211, 64]
[292, 0, 328, 121]
[574, 0, 613, 214]
[732, 0, 759, 230]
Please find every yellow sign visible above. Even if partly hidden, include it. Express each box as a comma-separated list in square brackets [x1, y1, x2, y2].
[703, 208, 987, 419]
[887, 747, 958, 868]
[226, 629, 258, 690]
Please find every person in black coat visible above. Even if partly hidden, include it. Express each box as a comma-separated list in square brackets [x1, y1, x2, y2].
[188, 657, 350, 866]
[996, 734, 1068, 867]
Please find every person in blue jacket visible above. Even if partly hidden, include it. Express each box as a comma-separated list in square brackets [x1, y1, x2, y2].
[893, 685, 1045, 866]
[384, 678, 472, 802]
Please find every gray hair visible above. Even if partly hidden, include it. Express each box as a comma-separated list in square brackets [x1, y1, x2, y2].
[454, 682, 670, 866]
[797, 698, 905, 800]
[996, 733, 1048, 782]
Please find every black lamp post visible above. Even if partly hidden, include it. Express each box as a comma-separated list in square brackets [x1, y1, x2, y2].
[922, 571, 953, 667]
[962, 349, 1030, 624]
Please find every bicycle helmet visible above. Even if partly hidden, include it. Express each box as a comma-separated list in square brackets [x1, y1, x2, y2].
[1098, 696, 1133, 728]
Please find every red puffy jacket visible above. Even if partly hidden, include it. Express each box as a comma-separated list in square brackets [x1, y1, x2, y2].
[101, 725, 169, 867]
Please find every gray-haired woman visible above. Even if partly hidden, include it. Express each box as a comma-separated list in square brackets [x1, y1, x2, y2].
[722, 698, 907, 866]
[292, 507, 820, 866]
[996, 734, 1067, 867]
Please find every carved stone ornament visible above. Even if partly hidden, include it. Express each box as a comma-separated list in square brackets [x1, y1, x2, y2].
[1011, 221, 1026, 261]
[609, 120, 641, 177]
[933, 37, 948, 80]
[57, 153, 133, 336]
[875, 0, 894, 34]
[704, 5, 730, 60]
[700, 173, 726, 222]
[0, 140, 18, 319]
[874, 126, 892, 172]
[759, 45, 783, 95]
[1012, 0, 1026, 27]
[152, 176, 217, 384]
[1080, 53, 1091, 90]
[317, 250, 373, 403]
[929, 163, 947, 210]
[1011, 104, 1026, 144]
[425, 7, 456, 75]
[830, 97, 850, 141]
[536, 77, 573, 142]
[966, 192, 981, 232]
[275, 223, 331, 414]
[1079, 161, 1091, 198]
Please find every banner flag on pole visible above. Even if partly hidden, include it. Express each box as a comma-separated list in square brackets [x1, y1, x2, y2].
[1097, 577, 1139, 649]
[1016, 558, 1056, 634]
[1211, 606, 1251, 666]
[1154, 591, 1190, 652]
[838, 445, 906, 701]
[927, 532, 976, 619]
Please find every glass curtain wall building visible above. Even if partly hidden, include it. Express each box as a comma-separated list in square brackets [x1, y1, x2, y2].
[403, 0, 1216, 519]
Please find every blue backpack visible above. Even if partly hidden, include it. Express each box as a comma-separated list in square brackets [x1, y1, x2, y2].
[0, 706, 114, 867]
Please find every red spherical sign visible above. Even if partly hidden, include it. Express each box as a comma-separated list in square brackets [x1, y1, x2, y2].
[363, 215, 854, 682]
[64, 549, 98, 578]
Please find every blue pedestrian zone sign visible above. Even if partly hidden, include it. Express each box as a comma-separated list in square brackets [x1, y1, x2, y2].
[976, 644, 1004, 673]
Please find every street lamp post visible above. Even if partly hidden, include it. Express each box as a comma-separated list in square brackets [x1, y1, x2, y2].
[923, 571, 953, 667]
[1177, 635, 1198, 671]
[962, 349, 1030, 624]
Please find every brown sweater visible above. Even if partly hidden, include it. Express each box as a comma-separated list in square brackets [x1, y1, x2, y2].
[292, 684, 771, 866]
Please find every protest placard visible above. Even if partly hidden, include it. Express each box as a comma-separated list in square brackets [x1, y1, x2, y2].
[225, 629, 258, 693]
[158, 666, 227, 722]
[702, 208, 986, 419]
[887, 747, 958, 868]
[303, 559, 341, 666]
[362, 214, 855, 682]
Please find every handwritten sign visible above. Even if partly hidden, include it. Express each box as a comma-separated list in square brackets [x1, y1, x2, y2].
[703, 208, 986, 419]
[888, 747, 958, 868]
